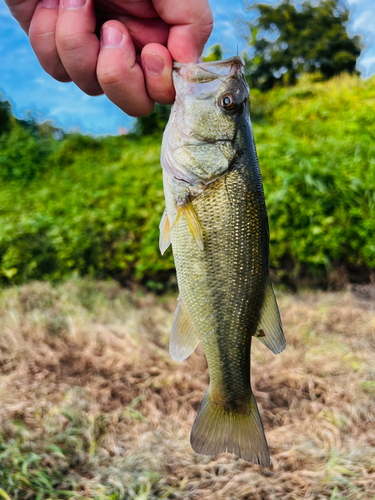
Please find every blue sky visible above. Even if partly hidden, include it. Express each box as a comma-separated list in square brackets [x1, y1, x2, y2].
[1, 0, 374, 135]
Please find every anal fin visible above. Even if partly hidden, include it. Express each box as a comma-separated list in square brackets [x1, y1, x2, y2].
[170, 297, 200, 361]
[254, 280, 286, 355]
[159, 209, 171, 255]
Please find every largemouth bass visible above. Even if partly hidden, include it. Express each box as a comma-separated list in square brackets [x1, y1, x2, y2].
[159, 56, 285, 466]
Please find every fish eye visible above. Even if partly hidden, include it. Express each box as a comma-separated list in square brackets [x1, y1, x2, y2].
[220, 93, 236, 111]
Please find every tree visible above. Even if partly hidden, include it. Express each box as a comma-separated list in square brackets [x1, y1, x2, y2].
[131, 103, 171, 136]
[246, 0, 362, 91]
[203, 44, 223, 62]
[0, 95, 12, 136]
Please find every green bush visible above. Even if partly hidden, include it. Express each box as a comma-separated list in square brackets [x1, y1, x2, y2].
[0, 115, 59, 182]
[0, 74, 374, 287]
[0, 133, 175, 286]
[251, 74, 375, 280]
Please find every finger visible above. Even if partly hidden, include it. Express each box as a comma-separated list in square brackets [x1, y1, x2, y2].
[29, 0, 71, 82]
[96, 13, 170, 53]
[5, 0, 39, 33]
[114, 16, 169, 52]
[106, 0, 158, 19]
[141, 43, 174, 105]
[153, 0, 213, 63]
[97, 21, 154, 117]
[56, 0, 102, 95]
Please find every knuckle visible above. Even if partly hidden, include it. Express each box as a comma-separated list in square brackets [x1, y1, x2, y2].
[147, 85, 174, 106]
[200, 5, 214, 38]
[49, 64, 71, 82]
[57, 30, 84, 54]
[97, 64, 122, 88]
[127, 103, 154, 118]
[85, 86, 103, 97]
[30, 29, 56, 55]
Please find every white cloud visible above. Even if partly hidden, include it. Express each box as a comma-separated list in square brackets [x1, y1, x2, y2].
[359, 55, 375, 69]
[33, 77, 47, 85]
[57, 86, 69, 93]
[353, 10, 374, 32]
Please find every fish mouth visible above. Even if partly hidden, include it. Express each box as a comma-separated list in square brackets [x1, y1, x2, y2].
[175, 124, 233, 147]
[173, 56, 245, 71]
[189, 134, 233, 145]
[173, 56, 245, 84]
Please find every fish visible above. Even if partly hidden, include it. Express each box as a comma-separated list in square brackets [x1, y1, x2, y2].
[159, 56, 286, 466]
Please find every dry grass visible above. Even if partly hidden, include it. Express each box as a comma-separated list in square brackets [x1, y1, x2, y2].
[0, 279, 375, 499]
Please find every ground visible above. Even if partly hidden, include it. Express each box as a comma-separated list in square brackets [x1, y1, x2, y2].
[0, 279, 374, 499]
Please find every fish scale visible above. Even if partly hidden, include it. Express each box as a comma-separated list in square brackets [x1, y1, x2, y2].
[166, 155, 267, 407]
[160, 56, 286, 465]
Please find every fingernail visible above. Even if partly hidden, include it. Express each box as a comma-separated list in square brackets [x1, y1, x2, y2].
[42, 0, 59, 8]
[101, 26, 123, 47]
[143, 54, 164, 76]
[62, 0, 85, 9]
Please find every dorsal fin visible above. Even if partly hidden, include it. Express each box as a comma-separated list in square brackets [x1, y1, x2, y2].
[254, 281, 286, 355]
[159, 209, 171, 255]
[170, 297, 200, 361]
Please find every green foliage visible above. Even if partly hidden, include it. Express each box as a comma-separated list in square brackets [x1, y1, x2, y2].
[203, 44, 223, 62]
[0, 132, 174, 286]
[251, 74, 375, 281]
[0, 122, 57, 181]
[0, 400, 163, 499]
[0, 97, 12, 136]
[0, 432, 73, 499]
[0, 74, 374, 287]
[132, 103, 171, 137]
[246, 0, 362, 91]
[0, 94, 62, 181]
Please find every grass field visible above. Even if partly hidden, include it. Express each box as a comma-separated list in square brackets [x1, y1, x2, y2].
[1, 279, 374, 499]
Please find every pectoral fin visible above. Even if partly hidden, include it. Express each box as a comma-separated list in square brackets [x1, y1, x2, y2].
[254, 281, 286, 355]
[170, 202, 204, 251]
[159, 209, 171, 255]
[183, 203, 204, 251]
[170, 297, 200, 361]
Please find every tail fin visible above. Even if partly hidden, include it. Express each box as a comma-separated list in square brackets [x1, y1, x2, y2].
[190, 389, 270, 466]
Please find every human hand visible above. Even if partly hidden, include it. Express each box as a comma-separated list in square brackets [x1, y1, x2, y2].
[5, 0, 213, 116]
